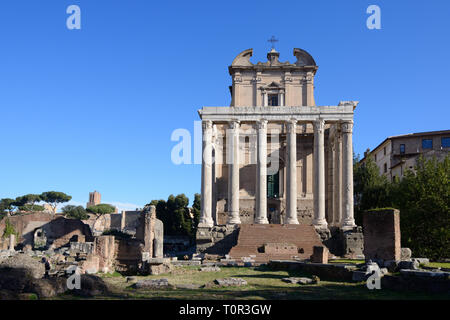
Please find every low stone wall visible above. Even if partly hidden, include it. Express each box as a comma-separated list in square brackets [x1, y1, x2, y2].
[268, 260, 358, 281]
[196, 225, 239, 255]
[381, 270, 450, 294]
[0, 213, 93, 250]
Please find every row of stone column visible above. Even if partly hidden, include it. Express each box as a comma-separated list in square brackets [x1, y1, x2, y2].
[198, 119, 355, 230]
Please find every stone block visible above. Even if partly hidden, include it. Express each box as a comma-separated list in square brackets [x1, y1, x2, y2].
[200, 266, 221, 272]
[133, 278, 171, 289]
[363, 209, 401, 261]
[214, 278, 247, 287]
[310, 246, 329, 264]
[401, 248, 412, 261]
[282, 277, 315, 285]
[397, 260, 419, 270]
[412, 258, 429, 265]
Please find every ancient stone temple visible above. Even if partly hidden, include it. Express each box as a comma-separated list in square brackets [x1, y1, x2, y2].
[196, 47, 361, 260]
[198, 47, 358, 230]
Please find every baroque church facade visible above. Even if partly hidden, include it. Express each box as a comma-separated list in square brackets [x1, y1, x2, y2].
[197, 47, 358, 232]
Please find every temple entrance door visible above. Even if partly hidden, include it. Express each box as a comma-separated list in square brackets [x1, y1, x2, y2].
[267, 171, 280, 223]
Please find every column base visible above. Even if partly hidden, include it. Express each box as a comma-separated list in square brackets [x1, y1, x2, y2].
[227, 212, 241, 225]
[312, 219, 328, 229]
[341, 223, 356, 232]
[254, 218, 269, 224]
[198, 219, 214, 228]
[285, 218, 299, 225]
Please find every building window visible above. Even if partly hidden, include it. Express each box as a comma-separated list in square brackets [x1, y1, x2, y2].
[422, 139, 433, 149]
[268, 94, 278, 106]
[267, 171, 279, 198]
[400, 144, 405, 154]
[374, 154, 377, 162]
[442, 137, 450, 148]
[383, 147, 386, 156]
[384, 163, 387, 173]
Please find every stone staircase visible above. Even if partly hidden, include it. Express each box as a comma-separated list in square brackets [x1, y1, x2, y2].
[228, 224, 323, 264]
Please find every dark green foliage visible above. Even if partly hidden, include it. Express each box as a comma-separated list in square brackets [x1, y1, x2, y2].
[192, 193, 201, 229]
[149, 193, 200, 240]
[40, 191, 72, 212]
[354, 155, 394, 226]
[2, 218, 18, 239]
[393, 156, 449, 260]
[86, 204, 116, 216]
[14, 194, 41, 207]
[18, 204, 45, 212]
[0, 198, 17, 215]
[355, 155, 449, 260]
[62, 205, 89, 220]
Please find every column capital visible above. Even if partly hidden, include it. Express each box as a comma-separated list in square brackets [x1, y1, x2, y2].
[286, 119, 297, 133]
[341, 120, 353, 133]
[256, 119, 268, 130]
[202, 120, 213, 130]
[229, 120, 240, 130]
[313, 119, 325, 133]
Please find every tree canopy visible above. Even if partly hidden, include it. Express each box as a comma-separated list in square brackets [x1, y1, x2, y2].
[149, 193, 199, 240]
[354, 154, 449, 260]
[40, 191, 72, 212]
[86, 203, 116, 216]
[62, 205, 89, 220]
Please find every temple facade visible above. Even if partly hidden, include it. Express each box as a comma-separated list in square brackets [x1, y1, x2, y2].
[197, 47, 358, 232]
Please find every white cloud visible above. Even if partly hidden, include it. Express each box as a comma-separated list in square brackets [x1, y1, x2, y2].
[104, 201, 143, 212]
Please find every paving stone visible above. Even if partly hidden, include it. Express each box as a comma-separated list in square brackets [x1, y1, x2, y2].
[214, 278, 247, 287]
[200, 266, 221, 272]
[281, 277, 314, 285]
[133, 278, 171, 289]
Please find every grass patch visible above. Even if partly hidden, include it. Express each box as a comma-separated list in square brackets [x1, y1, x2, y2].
[329, 259, 365, 264]
[49, 265, 450, 300]
[423, 262, 450, 269]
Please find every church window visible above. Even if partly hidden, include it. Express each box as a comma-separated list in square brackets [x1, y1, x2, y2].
[268, 94, 278, 106]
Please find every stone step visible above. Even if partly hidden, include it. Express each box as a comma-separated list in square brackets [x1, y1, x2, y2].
[228, 224, 323, 263]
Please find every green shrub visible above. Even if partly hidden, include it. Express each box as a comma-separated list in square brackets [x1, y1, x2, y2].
[2, 218, 18, 239]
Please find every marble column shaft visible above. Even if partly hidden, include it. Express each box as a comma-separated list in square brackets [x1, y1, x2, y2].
[313, 119, 327, 229]
[199, 120, 214, 227]
[333, 127, 342, 226]
[255, 120, 268, 224]
[286, 120, 299, 224]
[227, 120, 241, 224]
[341, 121, 356, 230]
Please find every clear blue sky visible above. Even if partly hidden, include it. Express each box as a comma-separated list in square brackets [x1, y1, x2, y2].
[0, 0, 449, 210]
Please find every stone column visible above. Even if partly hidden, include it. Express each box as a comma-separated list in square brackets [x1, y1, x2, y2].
[8, 234, 15, 252]
[263, 91, 268, 107]
[333, 126, 342, 227]
[227, 120, 241, 224]
[341, 121, 356, 230]
[199, 120, 214, 227]
[286, 119, 299, 224]
[255, 119, 268, 224]
[313, 119, 328, 229]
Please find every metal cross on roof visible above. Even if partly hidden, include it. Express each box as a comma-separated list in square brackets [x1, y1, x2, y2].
[267, 36, 278, 49]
